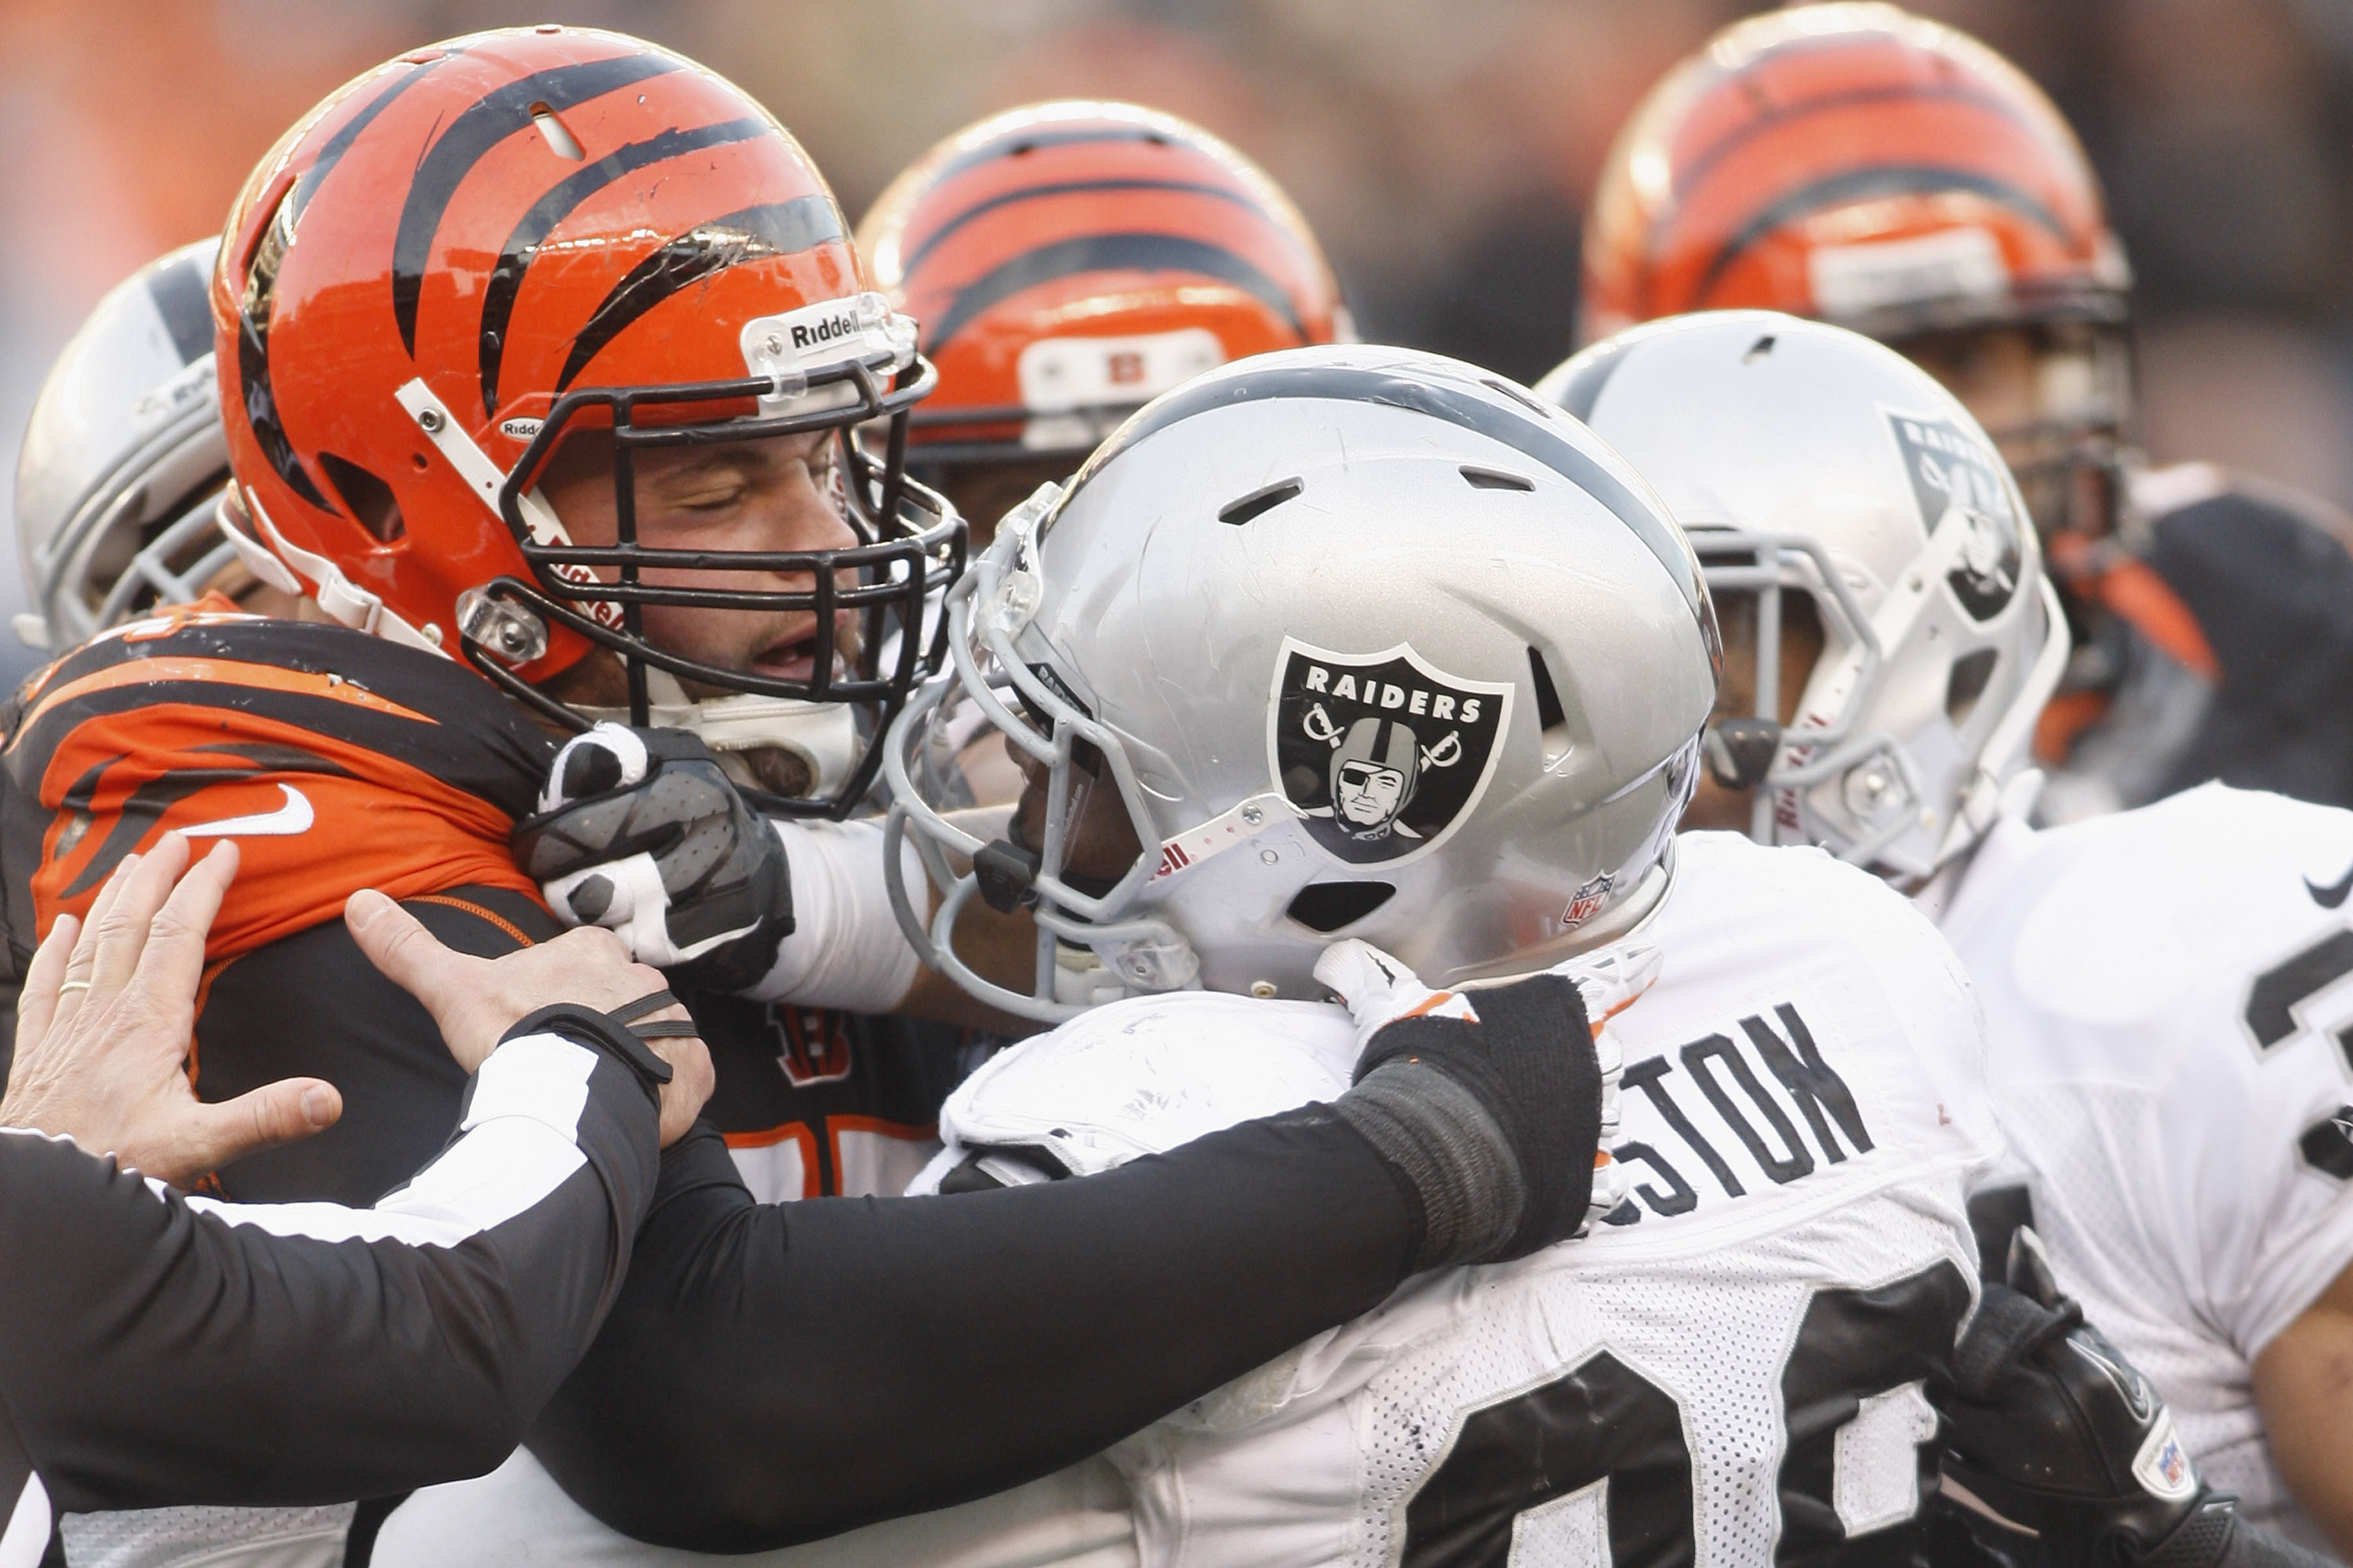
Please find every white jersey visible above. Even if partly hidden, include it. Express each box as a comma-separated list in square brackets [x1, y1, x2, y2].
[928, 831, 2000, 1567]
[1940, 784, 2353, 1548]
[380, 835, 1994, 1568]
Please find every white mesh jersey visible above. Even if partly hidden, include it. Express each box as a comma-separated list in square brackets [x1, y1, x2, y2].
[918, 831, 2001, 1568]
[1940, 784, 2353, 1547]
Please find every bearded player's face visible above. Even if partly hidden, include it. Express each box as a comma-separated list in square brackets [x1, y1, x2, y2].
[537, 427, 860, 688]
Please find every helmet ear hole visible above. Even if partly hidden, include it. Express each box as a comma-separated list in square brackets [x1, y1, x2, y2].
[316, 453, 405, 543]
[1945, 647, 1998, 726]
[1527, 646, 1570, 768]
[1286, 880, 1396, 933]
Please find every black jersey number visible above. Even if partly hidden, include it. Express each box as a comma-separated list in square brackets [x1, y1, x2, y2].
[2243, 929, 2353, 1060]
[1398, 1261, 1970, 1568]
[2242, 927, 2353, 1177]
[1401, 1349, 1691, 1568]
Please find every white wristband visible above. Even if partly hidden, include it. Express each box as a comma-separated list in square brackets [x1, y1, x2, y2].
[744, 817, 924, 1013]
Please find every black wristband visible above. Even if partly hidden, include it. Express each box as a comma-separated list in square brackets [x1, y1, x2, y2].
[504, 1002, 677, 1096]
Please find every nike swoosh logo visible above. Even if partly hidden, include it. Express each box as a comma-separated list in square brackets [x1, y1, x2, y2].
[180, 783, 315, 839]
[2309, 860, 2353, 910]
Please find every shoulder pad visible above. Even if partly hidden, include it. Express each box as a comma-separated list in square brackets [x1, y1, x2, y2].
[3, 613, 552, 962]
[936, 992, 1356, 1177]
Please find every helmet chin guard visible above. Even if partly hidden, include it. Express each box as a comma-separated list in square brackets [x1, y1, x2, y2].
[885, 486, 1203, 1024]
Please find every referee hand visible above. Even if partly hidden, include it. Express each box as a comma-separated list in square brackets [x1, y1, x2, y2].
[1, 834, 341, 1187]
[344, 890, 714, 1146]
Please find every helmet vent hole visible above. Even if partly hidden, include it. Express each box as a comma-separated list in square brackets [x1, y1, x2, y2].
[1218, 478, 1302, 526]
[1945, 647, 1998, 727]
[1744, 335, 1776, 362]
[1286, 881, 1396, 933]
[318, 453, 405, 544]
[1461, 465, 1533, 492]
[529, 104, 585, 161]
[1526, 646, 1572, 767]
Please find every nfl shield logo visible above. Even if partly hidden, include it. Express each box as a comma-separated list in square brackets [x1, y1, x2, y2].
[1563, 874, 1613, 931]
[2132, 1411, 2199, 1502]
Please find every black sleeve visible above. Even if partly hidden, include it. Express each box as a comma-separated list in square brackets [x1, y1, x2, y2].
[0, 1019, 661, 1515]
[195, 886, 561, 1206]
[0, 1388, 44, 1565]
[529, 1102, 1420, 1553]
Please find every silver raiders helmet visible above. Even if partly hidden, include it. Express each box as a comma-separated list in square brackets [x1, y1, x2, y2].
[14, 238, 234, 651]
[1540, 310, 2068, 882]
[886, 343, 1720, 1021]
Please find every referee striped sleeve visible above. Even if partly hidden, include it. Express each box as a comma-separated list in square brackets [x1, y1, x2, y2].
[0, 1022, 663, 1520]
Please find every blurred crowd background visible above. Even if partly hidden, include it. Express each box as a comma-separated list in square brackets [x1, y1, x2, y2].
[0, 0, 2346, 686]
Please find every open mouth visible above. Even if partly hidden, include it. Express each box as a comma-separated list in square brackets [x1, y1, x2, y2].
[750, 619, 850, 683]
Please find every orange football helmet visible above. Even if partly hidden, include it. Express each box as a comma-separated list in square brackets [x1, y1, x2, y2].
[857, 101, 1346, 493]
[213, 26, 962, 815]
[1584, 2, 2133, 538]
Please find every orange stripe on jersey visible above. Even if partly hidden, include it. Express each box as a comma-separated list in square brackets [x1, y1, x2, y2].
[407, 893, 538, 948]
[2093, 558, 2220, 682]
[14, 654, 438, 738]
[725, 1122, 822, 1201]
[29, 702, 539, 961]
[2033, 688, 2111, 766]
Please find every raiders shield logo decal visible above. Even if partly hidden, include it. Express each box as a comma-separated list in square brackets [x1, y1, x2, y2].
[1269, 638, 1512, 866]
[1887, 411, 2023, 621]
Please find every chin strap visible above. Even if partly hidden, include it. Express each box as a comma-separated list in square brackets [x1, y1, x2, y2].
[581, 667, 859, 798]
[224, 489, 447, 657]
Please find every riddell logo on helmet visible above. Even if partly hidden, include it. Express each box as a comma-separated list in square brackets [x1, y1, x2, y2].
[791, 312, 859, 351]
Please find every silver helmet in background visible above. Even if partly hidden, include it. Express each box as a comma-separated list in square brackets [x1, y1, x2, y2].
[13, 238, 235, 651]
[1540, 310, 2068, 882]
[887, 344, 1720, 1021]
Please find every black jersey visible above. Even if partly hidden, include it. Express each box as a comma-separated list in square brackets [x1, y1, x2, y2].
[0, 609, 1444, 1555]
[2137, 471, 2353, 807]
[2046, 467, 2353, 815]
[0, 606, 973, 1204]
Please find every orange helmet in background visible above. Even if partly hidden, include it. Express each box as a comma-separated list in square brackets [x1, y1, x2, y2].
[858, 101, 1347, 490]
[1584, 3, 2133, 539]
[213, 26, 961, 814]
[1585, 2, 2126, 339]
